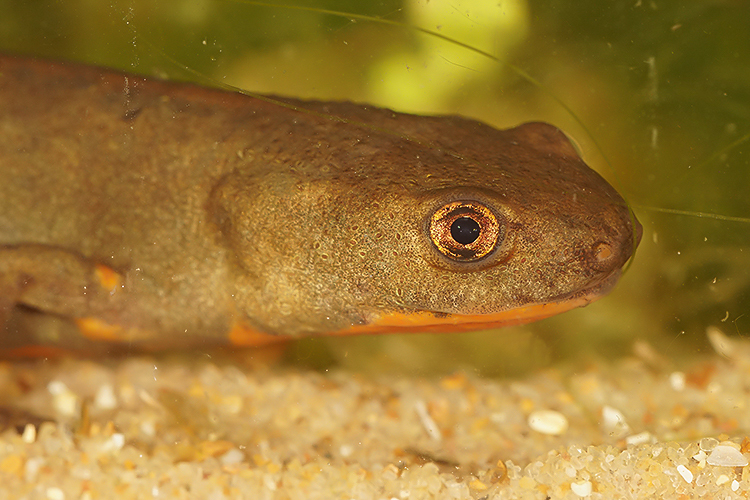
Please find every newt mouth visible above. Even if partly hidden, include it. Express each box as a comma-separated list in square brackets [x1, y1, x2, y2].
[333, 270, 622, 336]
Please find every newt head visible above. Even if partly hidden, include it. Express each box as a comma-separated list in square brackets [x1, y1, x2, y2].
[211, 105, 642, 339]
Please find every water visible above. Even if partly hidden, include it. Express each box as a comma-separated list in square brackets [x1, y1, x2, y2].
[1, 0, 748, 375]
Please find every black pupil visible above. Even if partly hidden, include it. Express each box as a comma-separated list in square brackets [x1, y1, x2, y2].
[450, 217, 480, 245]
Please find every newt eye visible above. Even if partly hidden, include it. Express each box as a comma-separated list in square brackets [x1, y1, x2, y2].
[429, 201, 501, 261]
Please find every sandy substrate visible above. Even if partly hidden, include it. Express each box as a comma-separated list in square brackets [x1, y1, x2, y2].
[1, 327, 749, 499]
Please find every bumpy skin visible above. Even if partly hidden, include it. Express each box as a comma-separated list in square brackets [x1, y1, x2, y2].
[0, 55, 640, 352]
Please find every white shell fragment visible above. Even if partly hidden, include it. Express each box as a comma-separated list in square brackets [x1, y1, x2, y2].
[706, 326, 736, 358]
[692, 450, 707, 466]
[625, 431, 654, 446]
[706, 445, 749, 467]
[47, 380, 79, 417]
[571, 480, 592, 497]
[414, 400, 442, 442]
[528, 410, 568, 436]
[676, 464, 693, 483]
[601, 405, 631, 437]
[45, 487, 65, 500]
[219, 448, 245, 466]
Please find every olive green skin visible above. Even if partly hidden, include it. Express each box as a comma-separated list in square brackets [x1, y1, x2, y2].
[0, 55, 640, 351]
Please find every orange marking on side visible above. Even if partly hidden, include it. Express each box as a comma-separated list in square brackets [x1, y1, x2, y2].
[75, 317, 125, 342]
[332, 298, 591, 336]
[94, 264, 121, 293]
[228, 322, 286, 347]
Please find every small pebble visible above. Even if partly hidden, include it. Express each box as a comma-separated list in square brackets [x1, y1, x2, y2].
[519, 476, 537, 489]
[24, 458, 42, 482]
[94, 384, 118, 410]
[669, 372, 686, 391]
[469, 479, 487, 490]
[100, 433, 125, 453]
[140, 420, 156, 437]
[46, 487, 65, 500]
[528, 410, 568, 436]
[219, 448, 245, 466]
[699, 437, 719, 452]
[21, 424, 36, 443]
[339, 444, 353, 457]
[47, 381, 78, 417]
[706, 445, 749, 467]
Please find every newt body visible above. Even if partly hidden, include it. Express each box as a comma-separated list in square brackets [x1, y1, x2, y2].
[0, 55, 640, 352]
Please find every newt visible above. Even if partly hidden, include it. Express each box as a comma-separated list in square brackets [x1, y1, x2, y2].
[0, 55, 641, 353]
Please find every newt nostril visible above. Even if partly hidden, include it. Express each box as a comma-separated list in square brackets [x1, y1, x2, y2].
[594, 242, 613, 263]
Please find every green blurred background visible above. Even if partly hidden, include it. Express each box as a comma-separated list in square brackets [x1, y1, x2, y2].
[1, 0, 748, 376]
